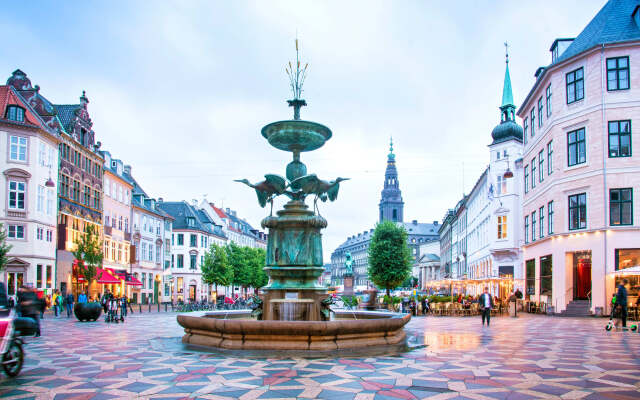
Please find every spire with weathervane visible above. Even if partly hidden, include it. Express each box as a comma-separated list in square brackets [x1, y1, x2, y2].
[491, 42, 523, 145]
[379, 137, 404, 223]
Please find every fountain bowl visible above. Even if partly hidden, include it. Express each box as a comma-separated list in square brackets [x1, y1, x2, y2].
[261, 120, 332, 152]
[177, 310, 410, 351]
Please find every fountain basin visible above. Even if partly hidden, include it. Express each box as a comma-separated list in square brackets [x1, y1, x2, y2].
[177, 310, 410, 351]
[261, 120, 332, 152]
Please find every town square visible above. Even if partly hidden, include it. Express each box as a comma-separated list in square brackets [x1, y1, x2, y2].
[1, 0, 640, 398]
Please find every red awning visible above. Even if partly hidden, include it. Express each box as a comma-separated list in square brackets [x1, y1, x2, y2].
[96, 268, 121, 285]
[126, 277, 143, 286]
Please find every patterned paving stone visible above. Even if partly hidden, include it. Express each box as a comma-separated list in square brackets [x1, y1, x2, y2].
[0, 312, 637, 399]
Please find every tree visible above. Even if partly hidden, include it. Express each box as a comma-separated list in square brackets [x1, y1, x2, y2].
[247, 247, 267, 292]
[72, 224, 103, 296]
[367, 220, 412, 297]
[201, 243, 233, 296]
[225, 243, 251, 296]
[0, 223, 13, 272]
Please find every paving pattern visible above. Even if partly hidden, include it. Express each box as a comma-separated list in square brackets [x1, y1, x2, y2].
[0, 311, 638, 399]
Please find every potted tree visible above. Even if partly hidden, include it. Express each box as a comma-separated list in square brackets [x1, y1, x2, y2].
[72, 225, 103, 322]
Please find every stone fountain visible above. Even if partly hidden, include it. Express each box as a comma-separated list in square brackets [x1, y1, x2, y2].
[177, 41, 410, 350]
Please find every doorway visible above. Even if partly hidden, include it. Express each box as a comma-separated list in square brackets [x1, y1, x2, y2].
[189, 285, 196, 302]
[573, 251, 592, 300]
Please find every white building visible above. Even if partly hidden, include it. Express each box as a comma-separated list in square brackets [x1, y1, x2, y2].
[1, 83, 60, 296]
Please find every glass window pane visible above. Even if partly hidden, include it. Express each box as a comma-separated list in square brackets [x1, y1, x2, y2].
[576, 68, 583, 79]
[619, 57, 628, 68]
[622, 203, 632, 224]
[622, 188, 632, 201]
[611, 204, 620, 225]
[607, 59, 617, 69]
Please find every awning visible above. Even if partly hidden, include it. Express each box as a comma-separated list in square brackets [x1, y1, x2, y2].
[612, 266, 640, 276]
[126, 276, 143, 287]
[96, 268, 121, 284]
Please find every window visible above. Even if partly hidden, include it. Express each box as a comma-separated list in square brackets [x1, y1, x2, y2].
[546, 84, 552, 117]
[156, 245, 161, 263]
[537, 97, 543, 128]
[496, 175, 507, 195]
[37, 265, 43, 288]
[148, 274, 153, 291]
[566, 67, 584, 103]
[610, 188, 632, 226]
[530, 109, 535, 137]
[540, 255, 552, 297]
[46, 230, 52, 242]
[46, 189, 54, 216]
[6, 105, 25, 122]
[607, 56, 629, 91]
[177, 234, 184, 245]
[9, 136, 27, 161]
[538, 150, 544, 182]
[539, 206, 544, 238]
[37, 227, 43, 240]
[177, 254, 184, 268]
[531, 211, 536, 242]
[190, 234, 197, 247]
[190, 254, 197, 269]
[8, 225, 24, 239]
[531, 158, 536, 189]
[142, 273, 146, 289]
[524, 118, 528, 144]
[548, 201, 554, 234]
[141, 242, 147, 261]
[148, 244, 153, 261]
[392, 209, 397, 221]
[524, 166, 529, 193]
[497, 216, 507, 239]
[608, 120, 631, 158]
[567, 128, 586, 166]
[568, 193, 587, 230]
[524, 216, 529, 243]
[8, 181, 25, 210]
[547, 141, 553, 175]
[37, 186, 44, 212]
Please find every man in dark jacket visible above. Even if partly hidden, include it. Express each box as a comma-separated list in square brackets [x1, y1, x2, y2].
[478, 287, 494, 327]
[616, 279, 629, 328]
[17, 286, 41, 337]
[66, 292, 74, 318]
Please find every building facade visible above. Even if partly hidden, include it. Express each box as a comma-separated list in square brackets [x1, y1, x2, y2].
[100, 151, 133, 297]
[331, 142, 439, 290]
[518, 0, 640, 313]
[1, 77, 61, 297]
[159, 201, 226, 303]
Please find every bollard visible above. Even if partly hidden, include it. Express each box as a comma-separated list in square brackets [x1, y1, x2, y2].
[157, 303, 160, 312]
[165, 303, 167, 312]
[148, 303, 151, 313]
[139, 304, 142, 313]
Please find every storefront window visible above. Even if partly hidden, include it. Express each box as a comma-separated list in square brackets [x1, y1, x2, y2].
[526, 259, 535, 297]
[540, 255, 552, 296]
[615, 248, 640, 271]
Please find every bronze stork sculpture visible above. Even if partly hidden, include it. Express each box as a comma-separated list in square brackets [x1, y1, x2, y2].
[234, 174, 287, 215]
[290, 174, 349, 215]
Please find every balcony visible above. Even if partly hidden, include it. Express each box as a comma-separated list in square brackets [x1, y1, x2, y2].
[104, 225, 112, 236]
[7, 210, 27, 218]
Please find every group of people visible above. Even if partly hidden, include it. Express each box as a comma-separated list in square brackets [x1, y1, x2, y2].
[100, 290, 131, 323]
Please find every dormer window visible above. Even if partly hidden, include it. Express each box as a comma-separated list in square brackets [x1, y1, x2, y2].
[187, 217, 195, 227]
[6, 106, 24, 122]
[111, 161, 117, 168]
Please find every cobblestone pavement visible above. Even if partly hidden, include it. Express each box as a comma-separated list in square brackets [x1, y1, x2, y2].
[0, 311, 639, 399]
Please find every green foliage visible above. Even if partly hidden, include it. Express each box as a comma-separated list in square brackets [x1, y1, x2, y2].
[341, 295, 359, 310]
[225, 243, 251, 288]
[202, 243, 233, 289]
[0, 223, 12, 272]
[428, 295, 453, 303]
[383, 295, 402, 305]
[247, 247, 268, 290]
[367, 221, 412, 296]
[72, 224, 103, 284]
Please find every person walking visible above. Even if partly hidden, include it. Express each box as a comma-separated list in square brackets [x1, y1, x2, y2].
[478, 287, 494, 327]
[616, 279, 629, 328]
[66, 292, 74, 317]
[18, 286, 41, 337]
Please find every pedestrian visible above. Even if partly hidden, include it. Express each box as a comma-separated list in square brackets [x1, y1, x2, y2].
[66, 292, 74, 317]
[478, 287, 494, 327]
[616, 279, 629, 328]
[17, 286, 41, 337]
[421, 297, 428, 315]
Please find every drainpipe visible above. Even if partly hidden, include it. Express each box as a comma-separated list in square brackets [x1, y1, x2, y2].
[600, 44, 608, 315]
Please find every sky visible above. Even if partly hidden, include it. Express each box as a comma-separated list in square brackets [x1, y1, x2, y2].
[1, 0, 607, 260]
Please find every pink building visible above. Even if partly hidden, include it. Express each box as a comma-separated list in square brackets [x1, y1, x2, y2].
[517, 0, 640, 315]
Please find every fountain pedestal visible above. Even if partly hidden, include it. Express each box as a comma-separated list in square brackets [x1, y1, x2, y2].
[261, 200, 328, 321]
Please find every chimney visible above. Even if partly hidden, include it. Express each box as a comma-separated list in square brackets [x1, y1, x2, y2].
[433, 221, 438, 225]
[192, 199, 198, 207]
[412, 220, 417, 225]
[124, 165, 131, 174]
[158, 197, 163, 203]
[226, 208, 231, 215]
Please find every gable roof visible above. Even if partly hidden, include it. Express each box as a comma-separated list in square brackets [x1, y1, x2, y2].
[54, 104, 82, 133]
[210, 204, 227, 219]
[0, 85, 48, 130]
[158, 201, 226, 238]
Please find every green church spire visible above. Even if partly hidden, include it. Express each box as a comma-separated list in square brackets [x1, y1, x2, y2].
[500, 42, 515, 123]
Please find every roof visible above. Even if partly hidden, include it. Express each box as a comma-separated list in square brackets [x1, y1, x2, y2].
[54, 104, 81, 133]
[210, 204, 227, 219]
[158, 201, 226, 238]
[333, 220, 440, 252]
[554, 0, 640, 65]
[501, 61, 514, 107]
[0, 85, 48, 130]
[520, 0, 640, 111]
